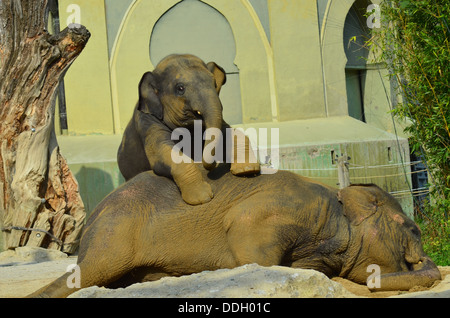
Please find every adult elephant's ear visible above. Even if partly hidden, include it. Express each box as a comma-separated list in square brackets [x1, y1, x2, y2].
[138, 72, 163, 120]
[207, 62, 227, 94]
[337, 184, 380, 226]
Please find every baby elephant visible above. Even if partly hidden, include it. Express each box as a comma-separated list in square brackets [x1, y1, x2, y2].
[117, 54, 260, 205]
[30, 167, 441, 298]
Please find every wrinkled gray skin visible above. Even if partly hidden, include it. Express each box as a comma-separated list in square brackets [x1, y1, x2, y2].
[117, 54, 259, 206]
[29, 166, 441, 298]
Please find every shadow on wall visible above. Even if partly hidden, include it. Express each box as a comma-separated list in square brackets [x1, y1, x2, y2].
[75, 166, 125, 218]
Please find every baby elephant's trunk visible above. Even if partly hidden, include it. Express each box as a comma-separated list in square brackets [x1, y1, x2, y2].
[201, 98, 223, 171]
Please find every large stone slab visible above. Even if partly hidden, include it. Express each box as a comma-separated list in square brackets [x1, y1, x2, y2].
[1, 248, 448, 298]
[69, 264, 358, 298]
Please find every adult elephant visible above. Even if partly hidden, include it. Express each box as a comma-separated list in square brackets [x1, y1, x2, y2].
[117, 54, 259, 205]
[30, 166, 442, 298]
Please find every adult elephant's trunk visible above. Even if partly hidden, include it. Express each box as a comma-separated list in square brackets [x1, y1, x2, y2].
[199, 96, 223, 171]
[371, 256, 441, 291]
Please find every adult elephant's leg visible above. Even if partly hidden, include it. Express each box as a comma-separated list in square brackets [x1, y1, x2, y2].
[28, 252, 135, 298]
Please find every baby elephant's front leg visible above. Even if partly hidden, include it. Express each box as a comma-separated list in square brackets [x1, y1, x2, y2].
[145, 133, 213, 205]
[171, 162, 213, 205]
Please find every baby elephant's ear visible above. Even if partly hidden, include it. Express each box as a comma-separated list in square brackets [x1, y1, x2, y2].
[138, 72, 163, 120]
[207, 62, 227, 94]
[337, 184, 380, 226]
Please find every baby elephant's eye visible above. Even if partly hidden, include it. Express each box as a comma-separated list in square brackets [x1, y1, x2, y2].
[175, 83, 186, 96]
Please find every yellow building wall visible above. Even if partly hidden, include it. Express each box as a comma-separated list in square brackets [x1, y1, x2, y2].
[110, 0, 276, 134]
[268, 0, 326, 121]
[59, 0, 114, 135]
[56, 0, 400, 136]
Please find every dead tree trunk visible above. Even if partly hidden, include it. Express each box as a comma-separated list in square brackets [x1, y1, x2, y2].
[0, 1, 90, 253]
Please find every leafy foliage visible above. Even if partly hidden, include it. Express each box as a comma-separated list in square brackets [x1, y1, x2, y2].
[374, 0, 449, 265]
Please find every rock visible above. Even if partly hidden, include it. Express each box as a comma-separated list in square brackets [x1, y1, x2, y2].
[69, 264, 358, 298]
[1, 253, 448, 298]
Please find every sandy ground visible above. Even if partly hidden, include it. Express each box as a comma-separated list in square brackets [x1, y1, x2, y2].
[0, 248, 448, 298]
[0, 258, 77, 297]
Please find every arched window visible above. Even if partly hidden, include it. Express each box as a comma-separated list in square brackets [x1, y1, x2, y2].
[343, 1, 370, 122]
[149, 0, 242, 124]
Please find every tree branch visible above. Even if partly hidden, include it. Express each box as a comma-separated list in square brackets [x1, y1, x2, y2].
[0, 1, 90, 253]
[48, 24, 91, 71]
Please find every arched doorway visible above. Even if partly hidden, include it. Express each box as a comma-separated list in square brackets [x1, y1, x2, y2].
[110, 0, 274, 133]
[320, 0, 371, 117]
[149, 0, 242, 124]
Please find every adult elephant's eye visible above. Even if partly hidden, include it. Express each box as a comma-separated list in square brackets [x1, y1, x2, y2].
[175, 83, 185, 96]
